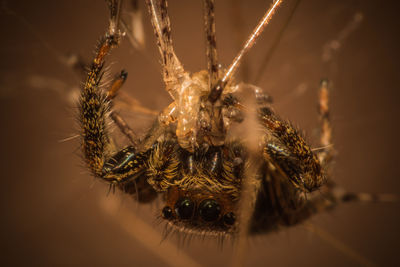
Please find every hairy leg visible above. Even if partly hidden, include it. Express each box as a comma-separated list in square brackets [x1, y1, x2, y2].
[80, 0, 150, 184]
[259, 106, 324, 192]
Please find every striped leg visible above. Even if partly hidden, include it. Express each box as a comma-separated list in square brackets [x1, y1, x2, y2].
[202, 0, 220, 90]
[145, 0, 186, 100]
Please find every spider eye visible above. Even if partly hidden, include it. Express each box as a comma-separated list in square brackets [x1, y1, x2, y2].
[199, 199, 221, 222]
[162, 206, 173, 220]
[223, 212, 236, 226]
[175, 198, 195, 220]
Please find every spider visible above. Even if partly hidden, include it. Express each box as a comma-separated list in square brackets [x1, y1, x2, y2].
[79, 0, 387, 240]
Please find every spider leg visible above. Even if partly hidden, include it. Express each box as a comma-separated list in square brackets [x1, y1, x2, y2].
[110, 112, 138, 146]
[145, 0, 186, 100]
[65, 45, 142, 146]
[229, 0, 249, 82]
[278, 185, 400, 229]
[317, 79, 334, 167]
[98, 67, 159, 146]
[259, 106, 324, 192]
[104, 70, 139, 146]
[202, 0, 219, 90]
[80, 0, 151, 185]
[323, 181, 399, 204]
[272, 181, 399, 228]
[208, 0, 282, 103]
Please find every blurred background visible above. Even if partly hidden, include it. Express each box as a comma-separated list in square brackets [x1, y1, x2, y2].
[1, 0, 399, 266]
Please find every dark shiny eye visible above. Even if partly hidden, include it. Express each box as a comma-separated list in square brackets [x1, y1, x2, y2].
[199, 199, 221, 222]
[174, 198, 195, 220]
[162, 206, 173, 220]
[223, 212, 236, 226]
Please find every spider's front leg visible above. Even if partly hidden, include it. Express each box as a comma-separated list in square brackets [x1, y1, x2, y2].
[259, 107, 325, 193]
[79, 0, 150, 189]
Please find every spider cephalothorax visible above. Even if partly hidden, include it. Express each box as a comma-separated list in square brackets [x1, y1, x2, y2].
[158, 141, 244, 231]
[79, 0, 351, 237]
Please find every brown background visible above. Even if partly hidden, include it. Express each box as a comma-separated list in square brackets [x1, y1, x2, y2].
[1, 0, 400, 266]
